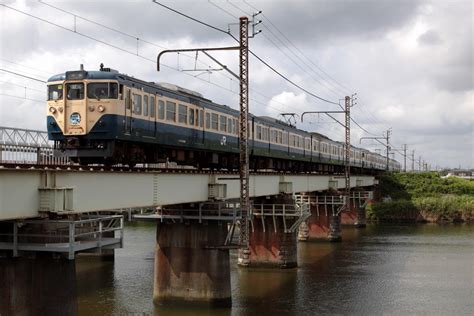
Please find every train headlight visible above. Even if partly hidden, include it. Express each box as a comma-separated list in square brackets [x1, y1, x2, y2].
[88, 105, 95, 112]
[58, 106, 64, 113]
[98, 105, 105, 112]
[49, 107, 56, 114]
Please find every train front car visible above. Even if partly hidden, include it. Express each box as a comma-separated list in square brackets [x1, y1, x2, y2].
[46, 66, 120, 164]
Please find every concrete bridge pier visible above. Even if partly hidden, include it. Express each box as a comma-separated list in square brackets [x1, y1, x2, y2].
[154, 219, 231, 306]
[0, 255, 78, 316]
[239, 194, 304, 269]
[341, 204, 366, 227]
[298, 194, 343, 242]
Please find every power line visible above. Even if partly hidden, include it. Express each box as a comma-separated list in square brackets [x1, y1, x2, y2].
[151, 0, 230, 35]
[152, 1, 340, 106]
[0, 68, 46, 83]
[0, 80, 45, 93]
[0, 93, 44, 103]
[2, 3, 299, 117]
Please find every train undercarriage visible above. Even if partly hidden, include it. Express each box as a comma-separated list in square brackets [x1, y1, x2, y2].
[54, 138, 373, 174]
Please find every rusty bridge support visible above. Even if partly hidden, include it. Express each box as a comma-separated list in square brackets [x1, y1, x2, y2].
[239, 194, 310, 268]
[298, 193, 344, 242]
[341, 191, 373, 227]
[150, 203, 239, 306]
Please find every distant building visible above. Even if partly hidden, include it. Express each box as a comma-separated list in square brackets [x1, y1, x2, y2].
[443, 169, 474, 180]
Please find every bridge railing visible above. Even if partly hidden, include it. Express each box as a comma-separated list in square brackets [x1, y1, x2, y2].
[0, 144, 69, 165]
[0, 126, 70, 165]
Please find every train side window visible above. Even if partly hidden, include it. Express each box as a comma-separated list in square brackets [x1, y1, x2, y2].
[143, 95, 149, 116]
[233, 119, 237, 134]
[227, 118, 232, 133]
[206, 112, 210, 129]
[158, 100, 165, 120]
[282, 132, 288, 145]
[211, 113, 219, 130]
[198, 110, 203, 127]
[150, 96, 155, 118]
[166, 101, 176, 122]
[189, 108, 195, 125]
[220, 115, 227, 132]
[178, 104, 187, 124]
[256, 126, 262, 140]
[119, 84, 124, 100]
[133, 93, 142, 115]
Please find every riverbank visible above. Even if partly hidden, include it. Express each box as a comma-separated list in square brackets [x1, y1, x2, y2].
[367, 172, 474, 223]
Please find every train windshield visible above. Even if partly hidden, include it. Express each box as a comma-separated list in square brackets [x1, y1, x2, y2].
[66, 83, 85, 100]
[87, 82, 118, 99]
[48, 84, 63, 100]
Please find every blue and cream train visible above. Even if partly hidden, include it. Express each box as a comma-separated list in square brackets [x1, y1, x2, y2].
[46, 65, 400, 172]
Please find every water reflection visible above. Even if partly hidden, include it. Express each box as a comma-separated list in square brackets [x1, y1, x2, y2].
[1, 222, 472, 315]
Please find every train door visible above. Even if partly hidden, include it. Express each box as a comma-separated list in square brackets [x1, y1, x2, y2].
[124, 87, 132, 134]
[64, 81, 87, 135]
[151, 95, 157, 138]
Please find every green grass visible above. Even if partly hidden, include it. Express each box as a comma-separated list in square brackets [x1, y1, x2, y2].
[370, 172, 474, 222]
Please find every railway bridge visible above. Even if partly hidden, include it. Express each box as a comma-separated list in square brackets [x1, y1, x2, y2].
[0, 126, 377, 307]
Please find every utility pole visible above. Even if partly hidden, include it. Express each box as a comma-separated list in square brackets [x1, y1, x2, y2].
[360, 127, 392, 171]
[411, 150, 415, 172]
[385, 129, 391, 171]
[419, 156, 422, 172]
[156, 16, 253, 255]
[238, 16, 250, 261]
[403, 144, 407, 173]
[301, 95, 353, 211]
[344, 96, 351, 211]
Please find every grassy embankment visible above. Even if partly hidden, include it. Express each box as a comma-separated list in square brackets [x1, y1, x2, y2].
[367, 172, 474, 223]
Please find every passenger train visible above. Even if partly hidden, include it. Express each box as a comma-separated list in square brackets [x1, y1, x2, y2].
[46, 65, 400, 172]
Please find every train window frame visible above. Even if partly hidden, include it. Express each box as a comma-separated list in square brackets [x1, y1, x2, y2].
[256, 125, 262, 140]
[199, 110, 204, 128]
[48, 84, 64, 100]
[143, 95, 149, 116]
[211, 113, 219, 130]
[87, 82, 118, 100]
[178, 104, 187, 124]
[150, 96, 155, 118]
[158, 100, 165, 120]
[227, 118, 232, 133]
[66, 82, 85, 100]
[166, 101, 176, 122]
[133, 93, 142, 115]
[189, 108, 195, 126]
[220, 115, 227, 132]
[206, 112, 211, 129]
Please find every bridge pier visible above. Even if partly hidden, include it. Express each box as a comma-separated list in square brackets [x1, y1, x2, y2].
[298, 194, 343, 242]
[154, 220, 231, 306]
[341, 204, 366, 227]
[239, 194, 306, 269]
[0, 255, 78, 315]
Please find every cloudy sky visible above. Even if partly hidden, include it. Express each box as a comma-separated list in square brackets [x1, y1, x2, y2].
[0, 0, 472, 169]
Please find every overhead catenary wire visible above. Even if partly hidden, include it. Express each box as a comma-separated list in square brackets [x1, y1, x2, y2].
[151, 0, 388, 141]
[151, 0, 341, 106]
[0, 68, 47, 83]
[1, 3, 302, 117]
[0, 93, 44, 103]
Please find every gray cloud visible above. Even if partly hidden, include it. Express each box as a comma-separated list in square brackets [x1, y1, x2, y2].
[417, 29, 442, 45]
[1, 0, 472, 168]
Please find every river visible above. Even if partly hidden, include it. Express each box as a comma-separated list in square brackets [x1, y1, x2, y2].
[5, 222, 473, 315]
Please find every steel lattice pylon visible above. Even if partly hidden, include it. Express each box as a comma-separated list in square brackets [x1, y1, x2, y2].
[238, 16, 250, 252]
[0, 126, 51, 147]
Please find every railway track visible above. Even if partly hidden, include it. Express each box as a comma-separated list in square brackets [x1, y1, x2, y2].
[0, 162, 351, 176]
